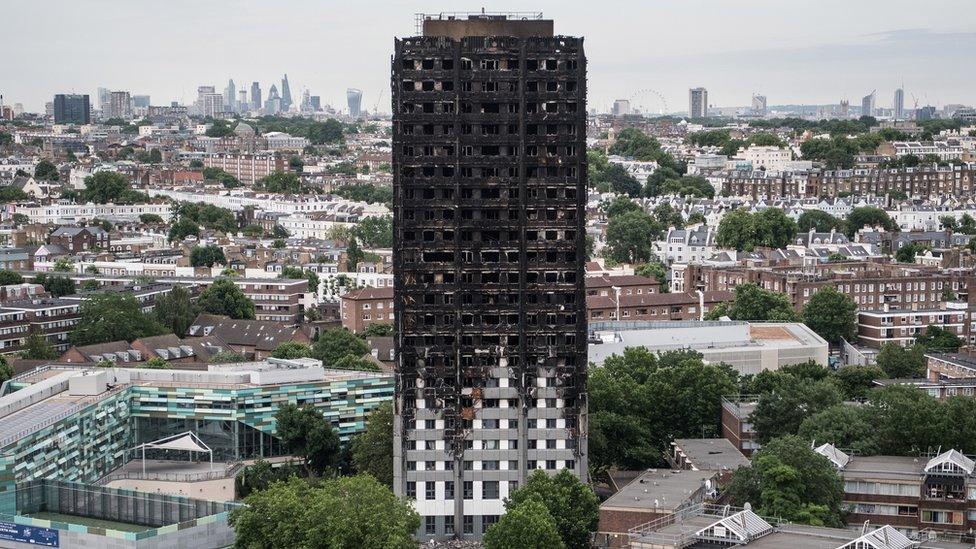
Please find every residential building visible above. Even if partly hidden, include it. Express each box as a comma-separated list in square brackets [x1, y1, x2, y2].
[585, 274, 659, 298]
[185, 314, 311, 359]
[857, 304, 967, 348]
[0, 298, 82, 354]
[586, 291, 730, 324]
[654, 225, 716, 264]
[53, 94, 90, 125]
[721, 396, 759, 456]
[340, 286, 394, 333]
[895, 88, 905, 120]
[107, 90, 132, 120]
[612, 99, 631, 116]
[926, 353, 976, 381]
[831, 446, 976, 538]
[393, 13, 587, 539]
[862, 90, 876, 117]
[737, 145, 792, 171]
[49, 226, 110, 253]
[202, 152, 285, 185]
[689, 87, 708, 118]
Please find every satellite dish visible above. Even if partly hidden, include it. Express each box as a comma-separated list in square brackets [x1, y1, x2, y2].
[705, 479, 713, 490]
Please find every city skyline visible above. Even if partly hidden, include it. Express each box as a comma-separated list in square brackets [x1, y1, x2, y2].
[3, 0, 975, 114]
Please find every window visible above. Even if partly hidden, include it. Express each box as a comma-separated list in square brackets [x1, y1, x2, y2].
[445, 481, 455, 500]
[483, 515, 499, 534]
[463, 481, 473, 499]
[406, 481, 416, 498]
[444, 516, 455, 536]
[425, 481, 435, 500]
[425, 516, 436, 535]
[483, 481, 499, 499]
[463, 516, 474, 535]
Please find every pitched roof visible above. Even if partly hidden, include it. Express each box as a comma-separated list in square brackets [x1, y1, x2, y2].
[835, 525, 913, 549]
[694, 509, 773, 543]
[814, 443, 851, 469]
[924, 449, 975, 475]
[185, 313, 306, 351]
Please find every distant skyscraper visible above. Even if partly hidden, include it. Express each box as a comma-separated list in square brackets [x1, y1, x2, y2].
[840, 100, 850, 118]
[250, 82, 262, 112]
[224, 79, 237, 112]
[132, 95, 151, 108]
[346, 88, 362, 118]
[265, 84, 281, 115]
[300, 89, 312, 113]
[894, 88, 905, 120]
[751, 94, 767, 116]
[238, 90, 248, 112]
[280, 74, 292, 112]
[310, 96, 321, 111]
[861, 90, 876, 117]
[53, 94, 90, 124]
[201, 93, 224, 118]
[97, 87, 111, 110]
[108, 91, 132, 120]
[689, 87, 708, 118]
[917, 105, 937, 121]
[612, 99, 631, 116]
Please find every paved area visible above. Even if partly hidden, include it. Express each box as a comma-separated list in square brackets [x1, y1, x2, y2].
[105, 478, 236, 502]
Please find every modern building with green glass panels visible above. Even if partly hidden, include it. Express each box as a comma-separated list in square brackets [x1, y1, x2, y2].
[0, 358, 394, 548]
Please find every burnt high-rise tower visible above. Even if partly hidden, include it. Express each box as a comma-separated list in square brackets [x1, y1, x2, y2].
[392, 12, 587, 540]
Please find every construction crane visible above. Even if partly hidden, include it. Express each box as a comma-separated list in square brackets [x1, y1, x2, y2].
[372, 89, 385, 115]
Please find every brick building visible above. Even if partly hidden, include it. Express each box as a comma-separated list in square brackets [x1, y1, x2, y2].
[49, 227, 111, 253]
[586, 290, 732, 322]
[585, 274, 659, 297]
[202, 152, 285, 185]
[858, 304, 969, 348]
[340, 286, 394, 333]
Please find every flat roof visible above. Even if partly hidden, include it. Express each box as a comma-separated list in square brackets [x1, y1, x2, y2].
[601, 469, 713, 513]
[673, 438, 750, 471]
[840, 455, 924, 482]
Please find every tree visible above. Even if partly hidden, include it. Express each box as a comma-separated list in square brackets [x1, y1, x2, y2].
[485, 497, 564, 549]
[190, 245, 227, 267]
[705, 283, 799, 321]
[869, 385, 945, 454]
[189, 159, 204, 168]
[593, 163, 641, 197]
[168, 218, 200, 242]
[644, 166, 681, 197]
[202, 167, 242, 189]
[749, 378, 843, 443]
[506, 469, 599, 549]
[895, 243, 925, 263]
[362, 323, 393, 337]
[204, 119, 234, 138]
[53, 257, 74, 272]
[209, 350, 247, 364]
[153, 285, 199, 337]
[234, 459, 302, 499]
[312, 328, 370, 366]
[0, 270, 24, 285]
[70, 293, 168, 345]
[332, 354, 381, 371]
[752, 208, 798, 248]
[652, 203, 684, 229]
[148, 149, 162, 163]
[229, 475, 420, 549]
[271, 342, 313, 359]
[34, 160, 59, 181]
[198, 279, 255, 319]
[716, 209, 756, 251]
[21, 332, 59, 360]
[258, 171, 303, 193]
[345, 237, 365, 271]
[604, 211, 660, 264]
[350, 402, 394, 487]
[139, 213, 163, 224]
[274, 404, 341, 476]
[797, 405, 880, 456]
[603, 196, 641, 219]
[35, 273, 76, 297]
[0, 356, 12, 384]
[280, 266, 319, 294]
[353, 215, 393, 248]
[833, 364, 886, 399]
[915, 325, 963, 352]
[802, 286, 857, 344]
[0, 186, 28, 202]
[875, 343, 925, 378]
[588, 349, 737, 472]
[82, 172, 133, 204]
[173, 202, 238, 233]
[143, 357, 170, 369]
[660, 175, 714, 198]
[725, 435, 844, 527]
[634, 260, 669, 293]
[845, 207, 897, 238]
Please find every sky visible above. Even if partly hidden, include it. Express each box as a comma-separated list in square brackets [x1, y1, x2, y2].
[3, 0, 976, 115]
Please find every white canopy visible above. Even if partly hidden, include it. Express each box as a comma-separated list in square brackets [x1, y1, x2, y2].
[128, 431, 213, 474]
[139, 433, 210, 453]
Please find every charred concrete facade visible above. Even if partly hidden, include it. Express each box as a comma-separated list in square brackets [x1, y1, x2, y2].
[392, 14, 588, 540]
